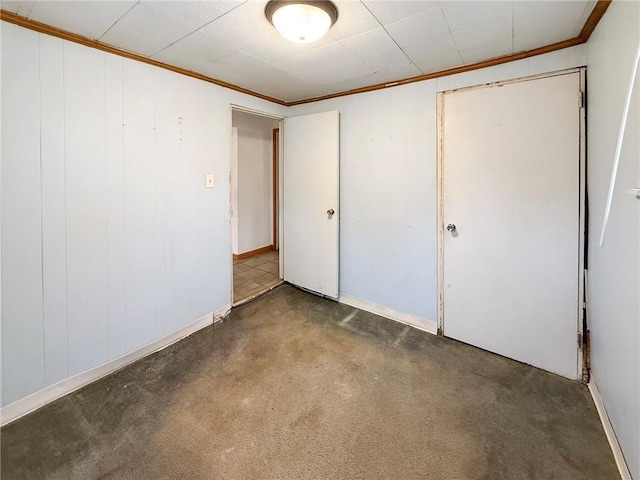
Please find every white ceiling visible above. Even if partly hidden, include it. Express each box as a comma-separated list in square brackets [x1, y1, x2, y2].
[2, 0, 597, 103]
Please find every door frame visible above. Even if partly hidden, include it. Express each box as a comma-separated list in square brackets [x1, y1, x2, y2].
[272, 128, 279, 250]
[229, 105, 285, 306]
[436, 68, 587, 378]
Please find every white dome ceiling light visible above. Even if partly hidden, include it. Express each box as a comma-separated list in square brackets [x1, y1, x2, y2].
[265, 1, 339, 44]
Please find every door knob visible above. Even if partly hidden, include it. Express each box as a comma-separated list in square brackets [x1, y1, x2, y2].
[327, 209, 335, 216]
[447, 223, 456, 232]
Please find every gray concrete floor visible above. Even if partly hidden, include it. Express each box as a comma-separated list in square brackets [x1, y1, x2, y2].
[1, 285, 618, 479]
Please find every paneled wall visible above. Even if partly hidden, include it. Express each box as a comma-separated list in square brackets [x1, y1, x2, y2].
[0, 19, 589, 412]
[0, 22, 286, 407]
[289, 45, 587, 326]
[2, 11, 637, 475]
[586, 1, 640, 477]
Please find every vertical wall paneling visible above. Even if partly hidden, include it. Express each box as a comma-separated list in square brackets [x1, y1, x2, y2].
[415, 81, 438, 320]
[187, 82, 224, 317]
[586, 1, 640, 476]
[105, 53, 127, 360]
[40, 34, 68, 385]
[288, 47, 586, 327]
[290, 84, 439, 323]
[2, 23, 288, 409]
[64, 41, 109, 375]
[1, 24, 45, 404]
[123, 61, 157, 350]
[155, 69, 192, 336]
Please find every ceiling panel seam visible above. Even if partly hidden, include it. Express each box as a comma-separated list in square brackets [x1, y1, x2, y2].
[98, 0, 139, 41]
[358, 0, 413, 69]
[0, 1, 611, 107]
[152, 0, 249, 57]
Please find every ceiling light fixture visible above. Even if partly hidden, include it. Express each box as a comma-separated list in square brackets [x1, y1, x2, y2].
[265, 1, 338, 44]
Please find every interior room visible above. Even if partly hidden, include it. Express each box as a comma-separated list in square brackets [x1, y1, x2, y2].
[1, 1, 638, 479]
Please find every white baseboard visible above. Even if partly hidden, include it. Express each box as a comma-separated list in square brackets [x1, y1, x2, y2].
[338, 294, 437, 334]
[214, 303, 232, 321]
[0, 304, 231, 427]
[589, 375, 632, 480]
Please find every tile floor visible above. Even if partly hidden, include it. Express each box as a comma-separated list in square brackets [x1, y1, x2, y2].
[233, 250, 280, 304]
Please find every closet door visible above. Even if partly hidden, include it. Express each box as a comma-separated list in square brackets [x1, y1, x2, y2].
[442, 72, 581, 378]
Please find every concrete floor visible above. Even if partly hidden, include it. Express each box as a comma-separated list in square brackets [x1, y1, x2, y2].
[1, 285, 618, 479]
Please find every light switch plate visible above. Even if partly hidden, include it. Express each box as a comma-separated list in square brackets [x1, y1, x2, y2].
[205, 174, 214, 188]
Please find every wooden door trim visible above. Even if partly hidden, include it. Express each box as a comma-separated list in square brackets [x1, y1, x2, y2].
[233, 245, 275, 261]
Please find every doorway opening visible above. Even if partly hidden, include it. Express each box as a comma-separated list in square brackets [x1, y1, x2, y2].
[231, 108, 282, 305]
[230, 107, 340, 304]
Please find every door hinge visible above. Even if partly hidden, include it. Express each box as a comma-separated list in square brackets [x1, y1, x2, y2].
[578, 91, 584, 108]
[577, 332, 582, 348]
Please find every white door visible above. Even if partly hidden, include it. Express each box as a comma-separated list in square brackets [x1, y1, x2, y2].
[442, 72, 581, 379]
[283, 110, 339, 298]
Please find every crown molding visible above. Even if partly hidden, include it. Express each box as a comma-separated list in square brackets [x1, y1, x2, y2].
[0, 10, 287, 106]
[1, 0, 611, 107]
[579, 0, 612, 42]
[287, 0, 611, 106]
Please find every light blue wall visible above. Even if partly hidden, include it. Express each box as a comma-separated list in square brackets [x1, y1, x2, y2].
[289, 45, 587, 326]
[0, 22, 286, 407]
[586, 1, 640, 478]
[1, 18, 598, 421]
[293, 82, 438, 322]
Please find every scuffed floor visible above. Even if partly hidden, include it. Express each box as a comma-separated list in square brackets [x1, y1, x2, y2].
[0, 285, 618, 479]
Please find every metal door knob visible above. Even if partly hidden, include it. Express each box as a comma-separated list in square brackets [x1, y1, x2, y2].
[327, 209, 335, 216]
[447, 223, 456, 232]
